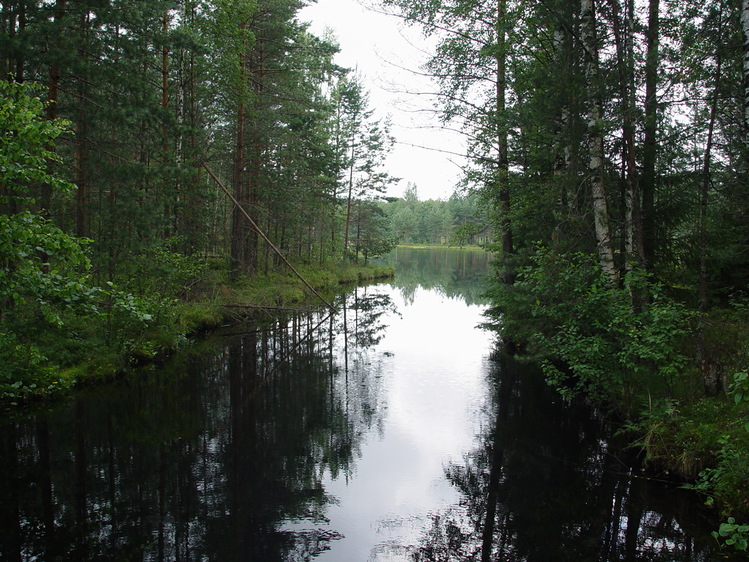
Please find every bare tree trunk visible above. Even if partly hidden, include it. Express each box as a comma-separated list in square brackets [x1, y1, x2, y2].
[42, 0, 69, 215]
[609, 0, 644, 286]
[161, 10, 172, 237]
[641, 0, 660, 269]
[581, 0, 617, 284]
[47, 1, 65, 118]
[698, 16, 723, 396]
[75, 8, 91, 238]
[15, 1, 25, 83]
[230, 48, 247, 279]
[1, 3, 13, 79]
[343, 123, 357, 261]
[496, 0, 514, 283]
[742, 0, 749, 172]
[75, 83, 89, 237]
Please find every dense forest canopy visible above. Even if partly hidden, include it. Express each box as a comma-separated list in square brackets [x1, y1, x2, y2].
[381, 0, 749, 286]
[380, 0, 749, 379]
[0, 0, 409, 397]
[0, 0, 410, 277]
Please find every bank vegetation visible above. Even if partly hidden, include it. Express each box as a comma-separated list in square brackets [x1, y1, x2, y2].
[383, 0, 749, 543]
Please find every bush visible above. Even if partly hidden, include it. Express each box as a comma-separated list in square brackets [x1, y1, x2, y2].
[485, 247, 694, 406]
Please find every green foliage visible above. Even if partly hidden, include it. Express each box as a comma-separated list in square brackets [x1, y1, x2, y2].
[486, 247, 694, 404]
[0, 332, 69, 404]
[0, 212, 99, 325]
[627, 398, 728, 480]
[381, 191, 489, 246]
[713, 517, 749, 551]
[729, 372, 749, 433]
[695, 436, 749, 513]
[686, 373, 749, 522]
[352, 200, 397, 262]
[0, 81, 74, 204]
[123, 238, 207, 301]
[633, 390, 749, 517]
[0, 80, 163, 404]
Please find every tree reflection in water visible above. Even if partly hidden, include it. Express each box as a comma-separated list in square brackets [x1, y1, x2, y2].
[409, 352, 723, 562]
[385, 246, 490, 306]
[0, 286, 396, 561]
[0, 248, 733, 561]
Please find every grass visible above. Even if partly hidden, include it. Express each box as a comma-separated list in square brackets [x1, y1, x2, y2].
[0, 258, 395, 409]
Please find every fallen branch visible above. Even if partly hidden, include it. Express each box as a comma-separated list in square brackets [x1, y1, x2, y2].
[202, 163, 337, 312]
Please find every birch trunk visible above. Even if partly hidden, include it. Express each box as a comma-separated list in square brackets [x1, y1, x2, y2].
[742, 0, 749, 171]
[496, 0, 513, 283]
[642, 0, 660, 266]
[581, 0, 617, 283]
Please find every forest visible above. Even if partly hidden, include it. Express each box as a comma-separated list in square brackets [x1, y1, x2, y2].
[3, 0, 749, 544]
[0, 0, 402, 401]
[381, 0, 749, 537]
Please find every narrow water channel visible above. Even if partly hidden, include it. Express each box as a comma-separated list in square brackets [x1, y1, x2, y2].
[0, 247, 729, 560]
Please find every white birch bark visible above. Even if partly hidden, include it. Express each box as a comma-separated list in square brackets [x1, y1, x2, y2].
[742, 0, 749, 169]
[581, 0, 618, 283]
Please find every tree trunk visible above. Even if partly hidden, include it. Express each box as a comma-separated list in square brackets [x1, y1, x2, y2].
[698, 16, 723, 396]
[609, 0, 644, 281]
[343, 121, 357, 261]
[641, 0, 660, 268]
[230, 84, 247, 278]
[496, 0, 514, 283]
[15, 1, 26, 83]
[742, 0, 749, 171]
[581, 0, 617, 284]
[75, 89, 89, 237]
[1, 3, 13, 79]
[75, 8, 90, 238]
[161, 10, 172, 237]
[42, 0, 69, 215]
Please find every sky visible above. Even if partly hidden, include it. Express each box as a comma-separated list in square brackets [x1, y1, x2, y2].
[298, 0, 465, 201]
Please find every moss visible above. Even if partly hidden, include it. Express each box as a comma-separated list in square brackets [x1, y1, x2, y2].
[226, 263, 394, 308]
[176, 303, 224, 333]
[1, 260, 394, 410]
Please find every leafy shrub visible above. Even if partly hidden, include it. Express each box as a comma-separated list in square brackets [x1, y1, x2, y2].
[486, 247, 694, 405]
[713, 517, 749, 551]
[122, 237, 207, 301]
[0, 81, 165, 403]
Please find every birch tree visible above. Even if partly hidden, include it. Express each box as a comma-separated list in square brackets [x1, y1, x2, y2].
[581, 0, 617, 283]
[742, 0, 749, 170]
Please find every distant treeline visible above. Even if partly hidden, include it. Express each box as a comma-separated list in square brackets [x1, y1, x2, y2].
[379, 186, 491, 247]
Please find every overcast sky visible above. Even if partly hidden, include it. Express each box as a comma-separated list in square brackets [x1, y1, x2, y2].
[299, 0, 465, 201]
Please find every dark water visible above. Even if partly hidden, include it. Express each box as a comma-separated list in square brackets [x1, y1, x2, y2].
[0, 247, 730, 561]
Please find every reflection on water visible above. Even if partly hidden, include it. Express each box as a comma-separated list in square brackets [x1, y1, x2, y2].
[411, 353, 722, 561]
[385, 246, 491, 306]
[0, 286, 394, 561]
[0, 248, 729, 561]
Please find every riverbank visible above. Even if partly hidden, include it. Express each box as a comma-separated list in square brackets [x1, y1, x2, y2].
[484, 249, 749, 547]
[1, 246, 724, 560]
[1, 261, 394, 410]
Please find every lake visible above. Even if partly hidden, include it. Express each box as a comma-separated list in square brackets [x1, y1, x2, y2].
[0, 247, 729, 560]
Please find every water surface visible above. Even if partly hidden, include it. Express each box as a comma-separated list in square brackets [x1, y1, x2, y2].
[0, 247, 728, 560]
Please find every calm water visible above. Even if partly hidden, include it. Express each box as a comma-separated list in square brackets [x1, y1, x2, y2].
[0, 247, 729, 561]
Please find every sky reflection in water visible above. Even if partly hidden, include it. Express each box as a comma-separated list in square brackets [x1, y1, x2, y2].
[0, 248, 729, 561]
[298, 284, 494, 560]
